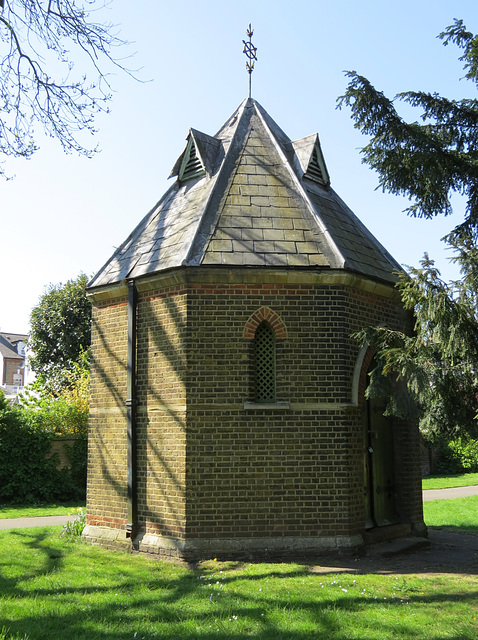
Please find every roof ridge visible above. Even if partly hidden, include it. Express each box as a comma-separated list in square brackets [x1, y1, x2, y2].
[182, 99, 254, 266]
[88, 98, 402, 290]
[213, 98, 249, 139]
[252, 101, 345, 269]
[328, 189, 403, 272]
[196, 110, 259, 264]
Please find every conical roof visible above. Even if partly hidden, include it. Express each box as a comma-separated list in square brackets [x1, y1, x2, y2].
[89, 99, 401, 289]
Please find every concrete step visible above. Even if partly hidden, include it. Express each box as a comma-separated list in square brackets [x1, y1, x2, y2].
[363, 523, 412, 545]
[366, 536, 430, 558]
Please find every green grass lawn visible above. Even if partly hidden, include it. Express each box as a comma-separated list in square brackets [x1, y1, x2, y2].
[423, 494, 478, 534]
[0, 502, 85, 519]
[1, 479, 478, 638]
[422, 472, 478, 490]
[0, 488, 477, 638]
[0, 526, 477, 640]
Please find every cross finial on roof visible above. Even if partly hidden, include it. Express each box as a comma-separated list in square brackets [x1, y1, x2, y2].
[242, 23, 257, 99]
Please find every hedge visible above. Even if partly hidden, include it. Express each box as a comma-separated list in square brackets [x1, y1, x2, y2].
[0, 392, 86, 504]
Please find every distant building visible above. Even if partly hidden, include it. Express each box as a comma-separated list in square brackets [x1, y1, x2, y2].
[0, 332, 34, 401]
[84, 98, 426, 561]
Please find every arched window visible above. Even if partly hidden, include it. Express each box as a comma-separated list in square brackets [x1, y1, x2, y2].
[255, 322, 276, 402]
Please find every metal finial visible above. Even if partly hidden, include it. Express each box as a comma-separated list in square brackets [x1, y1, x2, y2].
[242, 23, 257, 99]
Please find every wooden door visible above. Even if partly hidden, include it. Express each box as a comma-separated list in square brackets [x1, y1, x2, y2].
[363, 390, 398, 528]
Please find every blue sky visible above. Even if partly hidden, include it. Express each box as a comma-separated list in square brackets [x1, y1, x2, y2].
[2, 0, 476, 333]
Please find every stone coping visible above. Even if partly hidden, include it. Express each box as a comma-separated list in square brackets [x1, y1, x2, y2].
[87, 266, 400, 303]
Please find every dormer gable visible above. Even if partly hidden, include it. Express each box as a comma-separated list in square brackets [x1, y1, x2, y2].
[291, 133, 330, 187]
[89, 98, 402, 289]
[170, 128, 222, 183]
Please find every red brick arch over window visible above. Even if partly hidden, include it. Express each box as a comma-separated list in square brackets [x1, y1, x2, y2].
[243, 307, 288, 339]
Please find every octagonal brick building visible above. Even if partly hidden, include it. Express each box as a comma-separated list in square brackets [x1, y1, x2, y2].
[83, 98, 426, 560]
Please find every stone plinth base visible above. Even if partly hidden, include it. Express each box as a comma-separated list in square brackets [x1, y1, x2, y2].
[83, 525, 364, 562]
[82, 525, 134, 553]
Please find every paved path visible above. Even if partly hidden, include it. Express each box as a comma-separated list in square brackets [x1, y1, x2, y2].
[0, 515, 73, 530]
[422, 484, 478, 501]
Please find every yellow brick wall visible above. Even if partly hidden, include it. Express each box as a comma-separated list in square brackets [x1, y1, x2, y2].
[87, 296, 129, 529]
[86, 271, 423, 557]
[181, 279, 421, 545]
[136, 288, 188, 538]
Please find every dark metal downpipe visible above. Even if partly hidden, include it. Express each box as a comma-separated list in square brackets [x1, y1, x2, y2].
[126, 280, 137, 539]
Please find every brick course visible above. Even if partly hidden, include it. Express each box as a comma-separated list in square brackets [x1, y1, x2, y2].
[84, 269, 424, 560]
[86, 297, 128, 529]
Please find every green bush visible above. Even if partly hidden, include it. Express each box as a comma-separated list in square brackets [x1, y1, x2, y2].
[436, 436, 478, 474]
[20, 392, 88, 436]
[0, 391, 86, 504]
[65, 433, 88, 492]
[20, 350, 89, 437]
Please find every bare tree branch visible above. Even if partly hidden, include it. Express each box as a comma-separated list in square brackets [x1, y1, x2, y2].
[0, 0, 136, 177]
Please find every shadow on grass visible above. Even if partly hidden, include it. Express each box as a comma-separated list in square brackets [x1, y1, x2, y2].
[1, 565, 477, 639]
[0, 528, 66, 596]
[0, 530, 478, 639]
[428, 523, 478, 535]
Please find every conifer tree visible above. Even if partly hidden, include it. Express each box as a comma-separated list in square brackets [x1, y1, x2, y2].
[339, 20, 478, 438]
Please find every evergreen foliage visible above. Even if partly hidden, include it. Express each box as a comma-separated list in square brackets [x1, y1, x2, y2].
[339, 20, 478, 439]
[437, 437, 478, 474]
[28, 274, 91, 396]
[0, 390, 85, 503]
[338, 20, 478, 241]
[5, 278, 92, 503]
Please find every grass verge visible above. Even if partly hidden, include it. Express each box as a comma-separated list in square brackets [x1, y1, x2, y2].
[422, 472, 478, 490]
[423, 494, 478, 534]
[1, 471, 475, 520]
[0, 502, 85, 519]
[0, 526, 477, 639]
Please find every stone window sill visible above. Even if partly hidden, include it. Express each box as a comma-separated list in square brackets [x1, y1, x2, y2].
[243, 401, 290, 410]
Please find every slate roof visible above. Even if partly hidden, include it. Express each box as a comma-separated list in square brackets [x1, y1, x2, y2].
[0, 333, 26, 360]
[89, 98, 402, 289]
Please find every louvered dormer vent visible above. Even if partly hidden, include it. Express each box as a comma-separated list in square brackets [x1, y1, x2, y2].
[180, 139, 206, 182]
[304, 146, 327, 186]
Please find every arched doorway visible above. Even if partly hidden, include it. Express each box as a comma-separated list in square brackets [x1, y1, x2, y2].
[363, 362, 399, 529]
